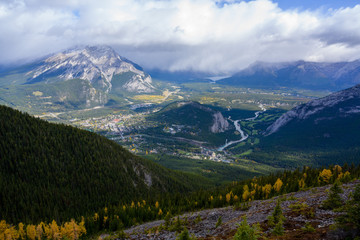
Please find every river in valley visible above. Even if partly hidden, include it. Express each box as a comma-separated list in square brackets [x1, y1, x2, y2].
[218, 105, 266, 151]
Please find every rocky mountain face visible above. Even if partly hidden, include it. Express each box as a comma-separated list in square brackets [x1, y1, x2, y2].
[265, 84, 360, 136]
[0, 45, 156, 112]
[210, 111, 230, 133]
[26, 45, 155, 93]
[168, 101, 230, 133]
[219, 60, 360, 91]
[147, 101, 232, 146]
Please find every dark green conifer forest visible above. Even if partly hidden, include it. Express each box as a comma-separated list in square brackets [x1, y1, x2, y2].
[0, 105, 207, 224]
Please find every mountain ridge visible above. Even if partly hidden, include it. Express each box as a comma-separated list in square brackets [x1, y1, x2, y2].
[0, 45, 157, 112]
[25, 45, 155, 93]
[219, 60, 360, 91]
[265, 84, 360, 136]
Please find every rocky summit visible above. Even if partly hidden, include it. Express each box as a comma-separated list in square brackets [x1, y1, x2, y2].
[26, 45, 155, 93]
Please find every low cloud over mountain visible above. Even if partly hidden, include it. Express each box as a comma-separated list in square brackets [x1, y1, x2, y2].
[1, 0, 360, 74]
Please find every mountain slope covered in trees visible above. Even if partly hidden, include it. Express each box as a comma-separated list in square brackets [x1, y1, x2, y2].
[0, 105, 209, 224]
[247, 84, 360, 167]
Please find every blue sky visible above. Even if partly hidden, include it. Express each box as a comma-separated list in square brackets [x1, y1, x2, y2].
[0, 0, 360, 73]
[217, 0, 359, 10]
[274, 0, 359, 10]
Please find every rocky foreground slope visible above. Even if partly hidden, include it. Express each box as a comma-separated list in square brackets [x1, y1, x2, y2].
[116, 180, 359, 240]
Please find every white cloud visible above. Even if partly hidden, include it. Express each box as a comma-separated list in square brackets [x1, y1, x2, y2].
[0, 0, 360, 73]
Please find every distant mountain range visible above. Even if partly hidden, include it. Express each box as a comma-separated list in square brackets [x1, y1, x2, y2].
[0, 45, 156, 112]
[218, 60, 360, 91]
[147, 60, 360, 92]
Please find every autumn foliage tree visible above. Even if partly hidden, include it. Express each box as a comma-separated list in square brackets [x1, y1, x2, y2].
[318, 169, 333, 184]
[273, 178, 283, 193]
[0, 219, 85, 240]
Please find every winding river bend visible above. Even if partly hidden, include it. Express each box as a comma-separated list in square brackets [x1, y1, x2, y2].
[218, 105, 266, 151]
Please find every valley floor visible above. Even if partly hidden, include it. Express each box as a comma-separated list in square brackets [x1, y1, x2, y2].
[113, 180, 360, 240]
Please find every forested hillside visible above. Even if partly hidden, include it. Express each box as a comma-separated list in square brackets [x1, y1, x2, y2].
[0, 105, 208, 224]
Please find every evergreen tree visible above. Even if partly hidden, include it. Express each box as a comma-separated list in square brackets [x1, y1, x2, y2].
[215, 216, 222, 228]
[268, 200, 285, 226]
[233, 216, 261, 240]
[349, 184, 360, 229]
[164, 212, 172, 229]
[321, 180, 343, 210]
[176, 228, 196, 240]
[337, 183, 360, 234]
[268, 200, 285, 236]
[272, 219, 284, 236]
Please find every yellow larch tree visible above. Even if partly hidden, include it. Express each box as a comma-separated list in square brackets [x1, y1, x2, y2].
[250, 189, 256, 199]
[298, 178, 306, 189]
[333, 165, 342, 174]
[17, 223, 25, 240]
[61, 219, 85, 240]
[319, 169, 333, 184]
[50, 220, 61, 240]
[0, 220, 9, 240]
[226, 193, 231, 203]
[35, 223, 44, 240]
[273, 178, 283, 193]
[103, 216, 108, 227]
[343, 171, 351, 180]
[79, 217, 86, 237]
[262, 184, 272, 199]
[26, 225, 36, 240]
[242, 185, 250, 201]
[94, 213, 99, 222]
[4, 226, 19, 240]
[43, 223, 51, 240]
[60, 225, 68, 240]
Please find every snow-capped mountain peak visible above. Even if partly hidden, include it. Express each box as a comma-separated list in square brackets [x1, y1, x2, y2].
[28, 45, 155, 93]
